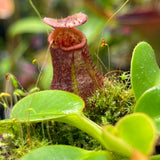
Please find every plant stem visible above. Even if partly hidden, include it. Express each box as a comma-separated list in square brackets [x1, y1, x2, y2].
[57, 114, 107, 149]
[29, 0, 41, 19]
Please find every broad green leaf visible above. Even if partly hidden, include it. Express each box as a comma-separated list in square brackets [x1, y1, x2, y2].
[131, 42, 160, 100]
[21, 145, 109, 160]
[102, 113, 157, 156]
[0, 90, 84, 131]
[102, 125, 132, 157]
[116, 113, 157, 155]
[8, 17, 52, 37]
[11, 90, 84, 121]
[135, 85, 160, 134]
[0, 90, 105, 148]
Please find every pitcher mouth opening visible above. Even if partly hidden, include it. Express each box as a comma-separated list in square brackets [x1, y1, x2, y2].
[48, 28, 87, 51]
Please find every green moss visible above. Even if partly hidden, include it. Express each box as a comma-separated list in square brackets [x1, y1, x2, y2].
[0, 123, 102, 159]
[49, 122, 102, 150]
[0, 72, 136, 159]
[85, 72, 135, 125]
[0, 130, 49, 160]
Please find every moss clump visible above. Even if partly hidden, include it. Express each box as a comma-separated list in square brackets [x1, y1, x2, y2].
[85, 72, 135, 125]
[0, 72, 136, 159]
[49, 122, 102, 150]
[0, 132, 49, 160]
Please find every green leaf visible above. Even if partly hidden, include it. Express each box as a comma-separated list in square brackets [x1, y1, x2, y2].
[134, 85, 160, 134]
[102, 125, 132, 157]
[11, 90, 84, 121]
[102, 113, 157, 156]
[8, 17, 52, 37]
[21, 145, 109, 160]
[116, 113, 157, 155]
[0, 90, 105, 148]
[131, 42, 160, 100]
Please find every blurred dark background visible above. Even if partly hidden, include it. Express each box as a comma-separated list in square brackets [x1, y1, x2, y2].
[0, 0, 160, 93]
